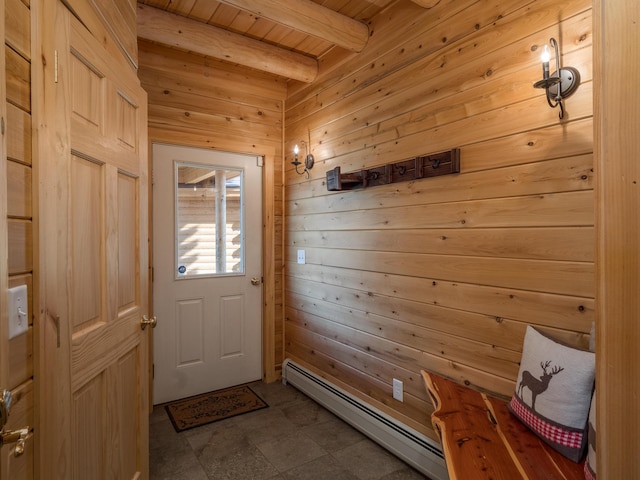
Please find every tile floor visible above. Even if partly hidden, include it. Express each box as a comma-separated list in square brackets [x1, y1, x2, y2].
[149, 380, 430, 480]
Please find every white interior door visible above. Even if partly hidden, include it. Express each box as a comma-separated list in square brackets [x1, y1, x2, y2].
[152, 144, 263, 404]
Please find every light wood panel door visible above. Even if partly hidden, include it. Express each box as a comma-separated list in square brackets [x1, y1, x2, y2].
[37, 2, 149, 479]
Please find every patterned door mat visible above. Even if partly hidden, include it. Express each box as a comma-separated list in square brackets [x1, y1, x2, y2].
[164, 384, 268, 432]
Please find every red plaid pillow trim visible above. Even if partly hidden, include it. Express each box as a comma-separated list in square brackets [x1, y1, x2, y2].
[584, 461, 596, 480]
[510, 395, 584, 449]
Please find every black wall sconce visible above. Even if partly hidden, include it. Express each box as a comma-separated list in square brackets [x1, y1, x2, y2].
[533, 38, 580, 119]
[292, 140, 314, 179]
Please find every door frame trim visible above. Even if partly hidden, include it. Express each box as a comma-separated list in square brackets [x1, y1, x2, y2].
[0, 0, 8, 452]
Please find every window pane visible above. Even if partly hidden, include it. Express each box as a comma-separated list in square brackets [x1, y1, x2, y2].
[175, 162, 244, 277]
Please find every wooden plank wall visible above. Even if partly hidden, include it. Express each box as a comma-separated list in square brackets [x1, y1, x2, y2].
[137, 40, 287, 379]
[3, 0, 34, 476]
[284, 0, 593, 440]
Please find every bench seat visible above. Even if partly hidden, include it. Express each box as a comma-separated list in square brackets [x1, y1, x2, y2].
[421, 371, 585, 480]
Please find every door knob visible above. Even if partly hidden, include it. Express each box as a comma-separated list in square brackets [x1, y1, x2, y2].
[140, 315, 157, 330]
[0, 389, 30, 457]
[1, 389, 11, 430]
[251, 277, 261, 286]
[1, 427, 30, 456]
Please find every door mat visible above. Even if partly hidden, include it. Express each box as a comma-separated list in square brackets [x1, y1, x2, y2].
[165, 384, 268, 432]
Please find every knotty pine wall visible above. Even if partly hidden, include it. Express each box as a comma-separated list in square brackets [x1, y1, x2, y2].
[3, 0, 34, 476]
[137, 40, 287, 379]
[284, 0, 593, 440]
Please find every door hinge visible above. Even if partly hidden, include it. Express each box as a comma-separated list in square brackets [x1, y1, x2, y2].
[54, 50, 59, 83]
[152, 364, 155, 379]
[151, 267, 154, 282]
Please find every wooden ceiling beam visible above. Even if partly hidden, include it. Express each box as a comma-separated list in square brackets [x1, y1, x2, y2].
[218, 0, 369, 52]
[179, 166, 215, 185]
[409, 0, 441, 7]
[137, 4, 318, 83]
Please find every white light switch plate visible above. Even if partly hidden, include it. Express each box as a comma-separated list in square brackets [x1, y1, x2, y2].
[8, 285, 28, 339]
[297, 249, 306, 264]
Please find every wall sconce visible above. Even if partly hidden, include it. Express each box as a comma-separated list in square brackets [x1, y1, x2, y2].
[292, 140, 314, 179]
[533, 38, 580, 119]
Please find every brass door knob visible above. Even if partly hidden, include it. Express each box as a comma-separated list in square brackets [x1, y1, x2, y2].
[1, 427, 30, 456]
[140, 315, 157, 331]
[0, 389, 30, 457]
[1, 389, 11, 430]
[251, 277, 261, 286]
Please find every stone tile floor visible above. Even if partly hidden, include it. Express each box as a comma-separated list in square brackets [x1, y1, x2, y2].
[149, 380, 429, 479]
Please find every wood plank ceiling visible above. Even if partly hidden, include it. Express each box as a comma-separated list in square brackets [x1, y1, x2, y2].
[137, 0, 438, 82]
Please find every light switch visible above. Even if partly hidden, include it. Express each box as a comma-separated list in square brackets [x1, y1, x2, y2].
[8, 285, 28, 339]
[297, 249, 306, 264]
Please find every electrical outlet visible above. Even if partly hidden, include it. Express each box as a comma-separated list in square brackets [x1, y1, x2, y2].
[8, 285, 29, 339]
[392, 378, 403, 402]
[297, 249, 306, 264]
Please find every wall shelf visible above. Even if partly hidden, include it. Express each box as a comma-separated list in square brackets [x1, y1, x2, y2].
[325, 148, 460, 191]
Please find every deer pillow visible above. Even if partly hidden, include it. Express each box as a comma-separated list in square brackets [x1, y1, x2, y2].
[508, 326, 595, 462]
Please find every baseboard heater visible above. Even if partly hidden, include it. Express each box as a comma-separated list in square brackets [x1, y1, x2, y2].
[282, 359, 448, 480]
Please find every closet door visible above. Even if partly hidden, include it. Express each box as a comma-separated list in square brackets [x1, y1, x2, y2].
[37, 1, 150, 478]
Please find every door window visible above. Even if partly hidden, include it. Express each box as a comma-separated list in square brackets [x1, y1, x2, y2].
[175, 162, 244, 278]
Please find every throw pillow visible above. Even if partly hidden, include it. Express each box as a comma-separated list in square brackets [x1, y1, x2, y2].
[585, 322, 596, 479]
[584, 390, 596, 479]
[508, 326, 595, 462]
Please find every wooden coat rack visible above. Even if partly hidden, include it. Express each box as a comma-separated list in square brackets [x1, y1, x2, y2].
[326, 148, 460, 191]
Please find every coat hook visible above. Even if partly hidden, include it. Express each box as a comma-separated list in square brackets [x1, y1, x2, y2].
[325, 148, 460, 191]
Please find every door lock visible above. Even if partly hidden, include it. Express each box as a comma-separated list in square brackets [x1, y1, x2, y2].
[0, 389, 31, 457]
[251, 277, 261, 286]
[140, 314, 157, 330]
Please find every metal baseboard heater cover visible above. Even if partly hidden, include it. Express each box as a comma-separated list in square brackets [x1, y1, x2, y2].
[282, 359, 448, 480]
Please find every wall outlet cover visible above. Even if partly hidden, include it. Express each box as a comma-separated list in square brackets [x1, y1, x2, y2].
[297, 249, 306, 264]
[392, 378, 403, 402]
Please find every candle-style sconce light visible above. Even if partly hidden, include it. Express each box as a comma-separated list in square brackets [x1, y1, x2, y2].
[533, 38, 580, 119]
[292, 140, 314, 179]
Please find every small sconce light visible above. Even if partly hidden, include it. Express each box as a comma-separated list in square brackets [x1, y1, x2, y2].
[292, 140, 314, 179]
[533, 38, 580, 119]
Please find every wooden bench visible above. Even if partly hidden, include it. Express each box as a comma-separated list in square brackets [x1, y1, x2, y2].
[420, 371, 585, 480]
